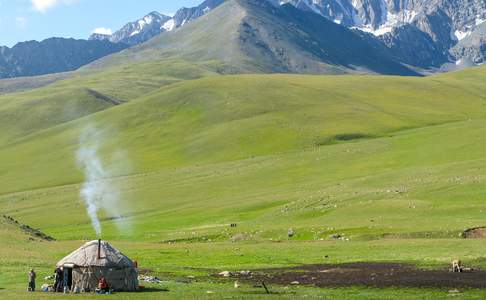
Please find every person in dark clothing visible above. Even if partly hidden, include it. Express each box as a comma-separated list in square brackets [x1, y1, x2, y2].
[28, 269, 36, 292]
[54, 268, 63, 292]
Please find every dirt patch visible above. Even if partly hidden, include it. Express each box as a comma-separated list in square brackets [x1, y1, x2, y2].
[238, 262, 486, 289]
[462, 227, 486, 238]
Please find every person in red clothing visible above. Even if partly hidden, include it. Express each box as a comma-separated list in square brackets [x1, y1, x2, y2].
[98, 276, 109, 293]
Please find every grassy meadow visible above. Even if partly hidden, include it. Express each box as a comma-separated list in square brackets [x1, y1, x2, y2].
[2, 62, 486, 298]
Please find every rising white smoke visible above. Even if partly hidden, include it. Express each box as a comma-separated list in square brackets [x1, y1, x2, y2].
[76, 124, 130, 237]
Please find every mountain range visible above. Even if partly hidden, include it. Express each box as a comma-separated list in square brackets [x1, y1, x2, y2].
[0, 38, 127, 79]
[92, 0, 486, 69]
[1, 0, 485, 79]
[276, 0, 486, 67]
[89, 0, 225, 45]
[90, 0, 417, 76]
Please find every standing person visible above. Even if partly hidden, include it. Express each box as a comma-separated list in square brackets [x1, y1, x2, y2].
[28, 269, 36, 292]
[54, 268, 62, 292]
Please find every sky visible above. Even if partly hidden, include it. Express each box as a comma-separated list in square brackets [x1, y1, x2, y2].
[0, 0, 203, 47]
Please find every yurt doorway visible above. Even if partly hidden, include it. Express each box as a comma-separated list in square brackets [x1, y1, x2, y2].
[63, 264, 74, 291]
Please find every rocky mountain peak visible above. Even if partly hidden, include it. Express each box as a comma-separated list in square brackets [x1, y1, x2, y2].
[278, 0, 486, 67]
[90, 0, 225, 46]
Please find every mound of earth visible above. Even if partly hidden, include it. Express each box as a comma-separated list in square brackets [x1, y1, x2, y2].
[462, 227, 486, 238]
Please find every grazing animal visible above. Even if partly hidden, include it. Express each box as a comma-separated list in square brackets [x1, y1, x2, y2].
[452, 260, 462, 273]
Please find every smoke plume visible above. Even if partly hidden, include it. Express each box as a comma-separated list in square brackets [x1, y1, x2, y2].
[76, 124, 130, 237]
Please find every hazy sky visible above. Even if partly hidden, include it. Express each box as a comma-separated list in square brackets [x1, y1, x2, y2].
[0, 0, 203, 47]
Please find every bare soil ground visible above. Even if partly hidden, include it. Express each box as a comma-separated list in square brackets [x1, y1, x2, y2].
[462, 227, 486, 238]
[240, 262, 486, 289]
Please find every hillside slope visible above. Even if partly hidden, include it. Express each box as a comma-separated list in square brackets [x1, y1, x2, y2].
[0, 59, 230, 146]
[0, 67, 486, 241]
[0, 72, 72, 94]
[0, 65, 484, 197]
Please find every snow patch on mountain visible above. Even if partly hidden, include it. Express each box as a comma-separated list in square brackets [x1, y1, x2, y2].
[477, 16, 486, 26]
[352, 9, 418, 36]
[454, 29, 472, 41]
[162, 19, 176, 31]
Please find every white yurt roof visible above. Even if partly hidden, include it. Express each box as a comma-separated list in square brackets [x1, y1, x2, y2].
[56, 240, 135, 268]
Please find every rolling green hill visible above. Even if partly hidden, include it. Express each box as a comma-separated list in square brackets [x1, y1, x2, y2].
[0, 72, 73, 94]
[1, 66, 486, 236]
[1, 33, 486, 297]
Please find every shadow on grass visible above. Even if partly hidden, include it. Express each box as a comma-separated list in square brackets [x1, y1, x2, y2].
[239, 291, 293, 296]
[238, 285, 295, 296]
[137, 287, 170, 293]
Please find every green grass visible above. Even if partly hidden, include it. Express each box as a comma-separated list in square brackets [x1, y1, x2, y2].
[0, 59, 231, 146]
[2, 64, 486, 298]
[3, 69, 486, 193]
[0, 72, 72, 94]
[4, 232, 486, 299]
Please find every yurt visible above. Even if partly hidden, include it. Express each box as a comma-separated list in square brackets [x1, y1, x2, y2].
[56, 240, 138, 292]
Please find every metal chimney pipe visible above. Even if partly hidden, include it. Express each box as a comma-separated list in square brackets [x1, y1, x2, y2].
[98, 239, 101, 259]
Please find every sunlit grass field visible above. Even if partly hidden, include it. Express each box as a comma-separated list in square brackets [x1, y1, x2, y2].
[1, 63, 486, 298]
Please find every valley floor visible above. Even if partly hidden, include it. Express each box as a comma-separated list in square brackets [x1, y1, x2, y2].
[4, 238, 486, 299]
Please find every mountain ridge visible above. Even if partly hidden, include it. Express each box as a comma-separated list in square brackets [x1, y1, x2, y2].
[89, 11, 172, 46]
[278, 0, 486, 68]
[93, 0, 486, 71]
[0, 38, 127, 79]
[1, 0, 485, 80]
[89, 0, 417, 76]
[89, 0, 225, 46]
